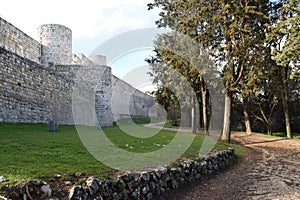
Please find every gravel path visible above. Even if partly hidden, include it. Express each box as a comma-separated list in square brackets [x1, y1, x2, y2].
[158, 133, 300, 200]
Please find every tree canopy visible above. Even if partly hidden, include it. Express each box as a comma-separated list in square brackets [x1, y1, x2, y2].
[148, 0, 273, 142]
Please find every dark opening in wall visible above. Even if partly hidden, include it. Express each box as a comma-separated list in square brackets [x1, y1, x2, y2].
[17, 82, 21, 86]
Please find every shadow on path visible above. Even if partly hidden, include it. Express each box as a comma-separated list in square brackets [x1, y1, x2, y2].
[149, 131, 300, 200]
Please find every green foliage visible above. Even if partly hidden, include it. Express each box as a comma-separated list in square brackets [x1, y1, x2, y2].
[151, 86, 181, 125]
[146, 32, 215, 128]
[267, 0, 300, 67]
[267, 132, 300, 139]
[148, 0, 271, 141]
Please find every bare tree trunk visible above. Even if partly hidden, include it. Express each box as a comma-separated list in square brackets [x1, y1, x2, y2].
[282, 67, 292, 139]
[267, 124, 273, 136]
[243, 99, 252, 135]
[282, 97, 292, 138]
[191, 95, 197, 134]
[222, 91, 232, 143]
[201, 77, 209, 135]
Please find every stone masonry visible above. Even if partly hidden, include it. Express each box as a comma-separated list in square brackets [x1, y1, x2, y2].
[0, 17, 156, 126]
[38, 24, 72, 66]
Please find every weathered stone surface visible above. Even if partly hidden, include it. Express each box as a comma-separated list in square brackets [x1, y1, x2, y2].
[0, 16, 157, 126]
[67, 148, 235, 200]
[0, 48, 74, 124]
[0, 17, 41, 63]
[69, 186, 88, 200]
[86, 177, 100, 195]
[65, 181, 73, 186]
[0, 176, 6, 183]
[38, 24, 72, 66]
[0, 195, 8, 200]
[111, 75, 157, 122]
[141, 172, 150, 182]
[40, 184, 52, 197]
[5, 180, 54, 200]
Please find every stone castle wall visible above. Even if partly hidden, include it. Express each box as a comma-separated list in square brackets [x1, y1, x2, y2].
[0, 47, 74, 124]
[0, 16, 156, 125]
[111, 75, 156, 121]
[0, 17, 41, 63]
[38, 24, 72, 66]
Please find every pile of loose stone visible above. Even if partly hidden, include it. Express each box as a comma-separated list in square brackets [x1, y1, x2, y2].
[0, 148, 235, 200]
[69, 148, 235, 200]
[1, 180, 52, 200]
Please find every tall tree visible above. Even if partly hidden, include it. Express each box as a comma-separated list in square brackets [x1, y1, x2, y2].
[148, 0, 270, 142]
[146, 33, 213, 134]
[153, 86, 181, 126]
[237, 40, 275, 135]
[251, 61, 282, 135]
[267, 0, 300, 138]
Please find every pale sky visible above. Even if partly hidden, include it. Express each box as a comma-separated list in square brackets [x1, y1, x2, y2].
[0, 0, 161, 89]
[0, 0, 159, 54]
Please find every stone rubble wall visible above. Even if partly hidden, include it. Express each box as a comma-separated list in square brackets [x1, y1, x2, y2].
[72, 53, 107, 66]
[69, 148, 236, 200]
[0, 47, 156, 125]
[95, 67, 114, 126]
[0, 47, 74, 124]
[0, 17, 41, 64]
[111, 75, 156, 121]
[3, 148, 235, 199]
[38, 24, 72, 66]
[0, 17, 157, 126]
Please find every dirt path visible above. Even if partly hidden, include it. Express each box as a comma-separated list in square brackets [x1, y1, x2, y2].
[158, 133, 300, 200]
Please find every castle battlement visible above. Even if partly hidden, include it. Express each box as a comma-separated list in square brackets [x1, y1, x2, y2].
[0, 16, 157, 126]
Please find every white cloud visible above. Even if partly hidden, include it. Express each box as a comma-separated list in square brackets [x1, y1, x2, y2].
[0, 0, 161, 81]
[0, 0, 160, 53]
[0, 0, 159, 39]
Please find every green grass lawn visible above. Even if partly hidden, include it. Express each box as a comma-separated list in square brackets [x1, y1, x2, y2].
[269, 132, 300, 139]
[152, 121, 205, 130]
[233, 130, 300, 139]
[0, 122, 244, 185]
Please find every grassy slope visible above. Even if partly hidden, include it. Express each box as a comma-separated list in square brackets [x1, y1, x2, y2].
[0, 122, 244, 184]
[270, 132, 300, 139]
[234, 130, 300, 139]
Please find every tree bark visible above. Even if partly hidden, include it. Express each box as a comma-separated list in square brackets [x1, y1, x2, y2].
[282, 97, 292, 139]
[222, 91, 232, 143]
[243, 99, 252, 135]
[201, 77, 209, 135]
[191, 95, 197, 134]
[267, 125, 273, 136]
[282, 67, 292, 139]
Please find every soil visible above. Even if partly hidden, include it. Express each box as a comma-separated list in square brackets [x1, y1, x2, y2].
[158, 133, 300, 200]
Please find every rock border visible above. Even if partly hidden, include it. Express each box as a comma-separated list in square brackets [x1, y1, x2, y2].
[1, 148, 235, 200]
[69, 148, 235, 200]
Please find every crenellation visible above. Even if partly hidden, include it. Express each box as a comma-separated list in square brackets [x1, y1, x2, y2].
[72, 53, 92, 65]
[0, 17, 157, 126]
[88, 54, 107, 65]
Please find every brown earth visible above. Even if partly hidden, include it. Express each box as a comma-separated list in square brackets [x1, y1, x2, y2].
[158, 133, 300, 200]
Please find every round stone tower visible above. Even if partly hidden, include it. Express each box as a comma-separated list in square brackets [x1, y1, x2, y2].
[38, 24, 72, 65]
